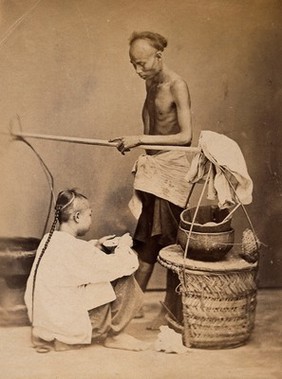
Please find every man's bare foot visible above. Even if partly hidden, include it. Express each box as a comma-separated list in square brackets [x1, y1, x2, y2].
[54, 340, 84, 352]
[134, 306, 145, 319]
[146, 309, 168, 330]
[104, 333, 150, 351]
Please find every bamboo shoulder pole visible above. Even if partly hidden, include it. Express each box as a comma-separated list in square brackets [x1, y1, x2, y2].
[11, 130, 201, 153]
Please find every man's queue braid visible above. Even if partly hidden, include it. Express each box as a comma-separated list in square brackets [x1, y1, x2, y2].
[31, 189, 84, 325]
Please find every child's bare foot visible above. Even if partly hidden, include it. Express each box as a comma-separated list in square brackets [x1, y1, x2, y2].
[54, 340, 84, 352]
[32, 336, 54, 353]
[32, 335, 52, 347]
[104, 333, 150, 351]
[146, 309, 168, 330]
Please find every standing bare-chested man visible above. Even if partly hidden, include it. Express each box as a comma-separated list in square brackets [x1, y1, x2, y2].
[111, 31, 192, 329]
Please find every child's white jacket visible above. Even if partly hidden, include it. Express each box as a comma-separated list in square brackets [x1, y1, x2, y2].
[24, 231, 139, 345]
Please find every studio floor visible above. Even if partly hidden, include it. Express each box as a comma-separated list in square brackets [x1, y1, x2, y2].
[0, 289, 281, 379]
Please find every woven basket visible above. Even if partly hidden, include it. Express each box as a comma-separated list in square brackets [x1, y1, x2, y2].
[158, 245, 258, 349]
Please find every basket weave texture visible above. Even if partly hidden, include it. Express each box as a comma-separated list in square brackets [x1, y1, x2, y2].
[180, 269, 256, 349]
[158, 245, 257, 349]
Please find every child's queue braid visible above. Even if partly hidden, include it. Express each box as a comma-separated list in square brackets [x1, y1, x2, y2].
[31, 189, 85, 325]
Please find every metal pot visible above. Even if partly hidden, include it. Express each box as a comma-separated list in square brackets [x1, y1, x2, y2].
[177, 226, 235, 262]
[180, 205, 232, 233]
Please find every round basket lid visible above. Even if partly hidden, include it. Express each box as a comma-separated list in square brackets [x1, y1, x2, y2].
[158, 244, 257, 273]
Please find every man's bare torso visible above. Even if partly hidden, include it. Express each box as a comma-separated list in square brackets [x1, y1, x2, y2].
[145, 71, 185, 136]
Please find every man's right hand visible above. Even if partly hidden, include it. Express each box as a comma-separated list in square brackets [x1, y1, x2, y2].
[109, 136, 141, 155]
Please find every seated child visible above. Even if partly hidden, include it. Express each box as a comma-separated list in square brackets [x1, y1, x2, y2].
[24, 188, 148, 352]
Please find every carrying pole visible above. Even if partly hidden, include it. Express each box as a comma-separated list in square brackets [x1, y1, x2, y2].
[11, 130, 201, 153]
[10, 116, 200, 153]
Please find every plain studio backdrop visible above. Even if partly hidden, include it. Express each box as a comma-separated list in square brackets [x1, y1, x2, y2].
[0, 0, 281, 287]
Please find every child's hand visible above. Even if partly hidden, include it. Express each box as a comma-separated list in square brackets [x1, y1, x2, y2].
[117, 233, 133, 248]
[88, 239, 99, 247]
[90, 233, 133, 253]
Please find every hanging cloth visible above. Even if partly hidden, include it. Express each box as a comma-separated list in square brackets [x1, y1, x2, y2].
[185, 131, 253, 208]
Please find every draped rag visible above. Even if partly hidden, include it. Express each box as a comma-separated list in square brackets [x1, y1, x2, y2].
[185, 131, 253, 208]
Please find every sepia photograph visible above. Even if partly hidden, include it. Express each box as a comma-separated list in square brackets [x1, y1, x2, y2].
[0, 1, 281, 378]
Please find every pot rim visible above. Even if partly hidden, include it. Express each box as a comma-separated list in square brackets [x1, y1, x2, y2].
[180, 207, 231, 226]
[178, 225, 234, 236]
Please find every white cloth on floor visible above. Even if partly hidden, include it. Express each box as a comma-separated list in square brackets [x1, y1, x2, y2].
[129, 151, 192, 219]
[24, 231, 138, 345]
[154, 326, 189, 354]
[185, 131, 253, 208]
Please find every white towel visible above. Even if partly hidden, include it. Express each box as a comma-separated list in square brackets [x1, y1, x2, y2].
[186, 131, 253, 208]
